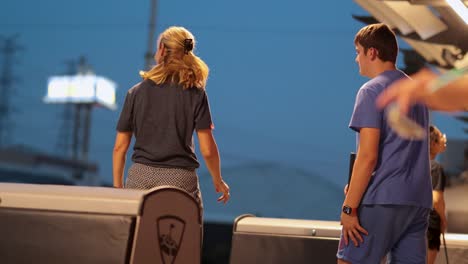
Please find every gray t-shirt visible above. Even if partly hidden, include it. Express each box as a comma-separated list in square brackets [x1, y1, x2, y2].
[431, 160, 445, 191]
[116, 79, 214, 169]
[349, 70, 432, 209]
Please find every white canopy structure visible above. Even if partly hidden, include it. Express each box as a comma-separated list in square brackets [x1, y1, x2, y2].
[354, 0, 468, 70]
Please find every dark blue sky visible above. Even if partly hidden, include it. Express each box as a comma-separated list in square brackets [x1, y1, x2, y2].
[0, 0, 465, 220]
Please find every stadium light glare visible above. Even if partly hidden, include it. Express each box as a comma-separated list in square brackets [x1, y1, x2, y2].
[45, 74, 117, 110]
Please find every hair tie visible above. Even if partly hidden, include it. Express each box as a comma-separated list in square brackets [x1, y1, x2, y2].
[183, 39, 193, 54]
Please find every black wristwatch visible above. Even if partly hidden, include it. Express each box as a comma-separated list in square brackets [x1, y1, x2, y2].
[342, 205, 357, 216]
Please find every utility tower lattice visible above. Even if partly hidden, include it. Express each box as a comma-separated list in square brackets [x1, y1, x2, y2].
[55, 60, 76, 156]
[54, 56, 95, 162]
[0, 35, 23, 147]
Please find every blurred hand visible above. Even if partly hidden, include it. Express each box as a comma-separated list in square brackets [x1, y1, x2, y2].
[344, 184, 349, 196]
[214, 179, 230, 204]
[376, 68, 435, 114]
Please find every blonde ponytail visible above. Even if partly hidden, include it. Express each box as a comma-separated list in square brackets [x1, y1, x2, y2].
[140, 27, 209, 89]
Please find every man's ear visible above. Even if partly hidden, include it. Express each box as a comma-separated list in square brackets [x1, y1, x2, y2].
[370, 48, 378, 61]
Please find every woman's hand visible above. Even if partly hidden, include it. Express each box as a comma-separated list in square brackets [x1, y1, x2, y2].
[214, 179, 230, 204]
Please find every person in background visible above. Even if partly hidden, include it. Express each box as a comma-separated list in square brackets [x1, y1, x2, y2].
[113, 26, 230, 218]
[427, 125, 448, 264]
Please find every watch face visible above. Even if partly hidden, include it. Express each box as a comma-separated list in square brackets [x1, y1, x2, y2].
[343, 206, 352, 215]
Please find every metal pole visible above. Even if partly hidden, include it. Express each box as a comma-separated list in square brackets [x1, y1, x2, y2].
[0, 35, 22, 147]
[145, 0, 158, 70]
[82, 104, 92, 161]
[72, 104, 81, 161]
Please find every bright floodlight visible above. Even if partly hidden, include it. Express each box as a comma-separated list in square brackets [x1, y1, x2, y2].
[44, 74, 117, 110]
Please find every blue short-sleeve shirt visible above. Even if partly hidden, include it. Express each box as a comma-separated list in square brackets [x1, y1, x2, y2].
[349, 70, 432, 209]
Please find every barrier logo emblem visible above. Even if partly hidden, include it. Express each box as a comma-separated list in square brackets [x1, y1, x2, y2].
[157, 216, 186, 264]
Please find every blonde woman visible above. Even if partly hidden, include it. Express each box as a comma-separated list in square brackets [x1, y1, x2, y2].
[113, 26, 230, 214]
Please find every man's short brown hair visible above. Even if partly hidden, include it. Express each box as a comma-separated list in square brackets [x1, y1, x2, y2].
[354, 23, 398, 64]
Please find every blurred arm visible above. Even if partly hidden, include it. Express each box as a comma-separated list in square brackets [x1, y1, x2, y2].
[377, 69, 468, 113]
[426, 76, 468, 111]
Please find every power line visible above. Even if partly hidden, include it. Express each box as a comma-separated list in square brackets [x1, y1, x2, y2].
[0, 23, 353, 35]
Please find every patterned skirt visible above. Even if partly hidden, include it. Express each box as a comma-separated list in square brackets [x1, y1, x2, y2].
[125, 163, 203, 213]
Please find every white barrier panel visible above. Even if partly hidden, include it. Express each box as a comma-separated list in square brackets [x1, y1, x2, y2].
[230, 215, 342, 264]
[0, 182, 201, 264]
[436, 233, 468, 264]
[230, 215, 468, 264]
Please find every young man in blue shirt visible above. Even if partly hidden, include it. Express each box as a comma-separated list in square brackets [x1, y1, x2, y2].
[337, 23, 432, 264]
